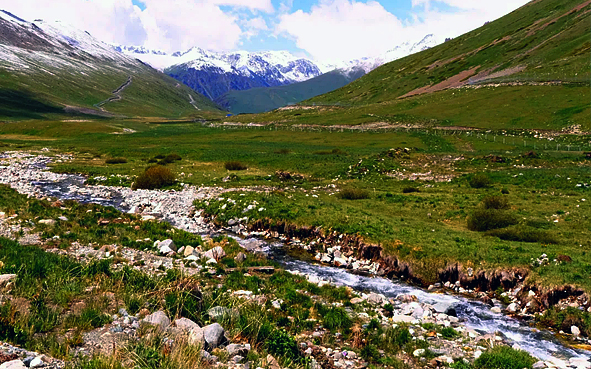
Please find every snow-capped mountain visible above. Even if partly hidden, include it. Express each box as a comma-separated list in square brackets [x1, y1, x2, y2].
[116, 46, 324, 100]
[0, 9, 215, 116]
[321, 34, 439, 74]
[115, 34, 438, 102]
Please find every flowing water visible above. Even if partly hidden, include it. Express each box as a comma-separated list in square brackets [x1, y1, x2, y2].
[23, 172, 591, 367]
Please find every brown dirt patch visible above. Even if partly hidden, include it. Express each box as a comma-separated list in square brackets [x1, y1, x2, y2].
[400, 66, 480, 99]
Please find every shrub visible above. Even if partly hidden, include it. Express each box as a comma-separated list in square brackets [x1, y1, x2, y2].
[440, 327, 460, 339]
[314, 148, 347, 155]
[224, 161, 248, 171]
[360, 344, 380, 362]
[133, 166, 175, 190]
[501, 188, 510, 194]
[267, 329, 301, 362]
[467, 209, 519, 231]
[338, 188, 370, 200]
[274, 149, 291, 154]
[487, 227, 558, 244]
[482, 195, 510, 210]
[474, 346, 535, 369]
[322, 307, 352, 331]
[105, 157, 127, 164]
[469, 173, 492, 188]
[402, 186, 420, 193]
[163, 154, 182, 164]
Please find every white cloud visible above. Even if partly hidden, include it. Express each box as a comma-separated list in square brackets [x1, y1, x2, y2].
[276, 0, 530, 63]
[0, 0, 272, 53]
[242, 17, 270, 39]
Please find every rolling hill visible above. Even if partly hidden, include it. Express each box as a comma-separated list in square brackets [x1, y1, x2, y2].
[228, 0, 590, 131]
[0, 10, 219, 120]
[215, 68, 366, 114]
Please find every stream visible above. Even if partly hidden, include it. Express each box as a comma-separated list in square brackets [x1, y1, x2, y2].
[4, 156, 590, 368]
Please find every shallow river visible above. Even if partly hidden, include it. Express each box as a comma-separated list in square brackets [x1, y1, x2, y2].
[27, 173, 591, 367]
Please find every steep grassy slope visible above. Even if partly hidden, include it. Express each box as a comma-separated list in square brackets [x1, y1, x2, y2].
[307, 0, 590, 106]
[215, 69, 366, 114]
[228, 0, 590, 130]
[0, 12, 219, 120]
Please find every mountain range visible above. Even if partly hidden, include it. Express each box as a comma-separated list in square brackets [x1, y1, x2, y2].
[116, 35, 438, 107]
[0, 9, 217, 119]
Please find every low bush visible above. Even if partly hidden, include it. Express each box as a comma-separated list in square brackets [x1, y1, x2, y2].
[487, 227, 558, 244]
[105, 157, 127, 164]
[474, 346, 535, 369]
[467, 208, 519, 231]
[402, 186, 420, 193]
[338, 188, 370, 200]
[267, 329, 302, 363]
[321, 306, 353, 331]
[469, 173, 492, 188]
[314, 148, 347, 155]
[274, 149, 291, 154]
[537, 307, 590, 337]
[224, 161, 248, 171]
[133, 166, 175, 190]
[482, 195, 510, 210]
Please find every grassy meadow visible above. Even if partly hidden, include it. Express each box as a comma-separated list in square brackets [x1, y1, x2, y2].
[0, 119, 589, 293]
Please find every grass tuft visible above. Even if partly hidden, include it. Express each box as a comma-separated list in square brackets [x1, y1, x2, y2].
[224, 161, 248, 171]
[133, 166, 175, 190]
[338, 188, 370, 200]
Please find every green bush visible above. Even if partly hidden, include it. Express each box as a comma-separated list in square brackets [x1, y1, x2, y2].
[402, 186, 420, 193]
[105, 157, 127, 164]
[274, 149, 291, 154]
[360, 344, 381, 362]
[164, 153, 182, 163]
[321, 306, 352, 331]
[469, 173, 492, 188]
[133, 166, 175, 190]
[224, 161, 248, 171]
[467, 208, 519, 231]
[267, 329, 301, 362]
[482, 195, 510, 210]
[338, 188, 370, 200]
[487, 227, 558, 244]
[474, 346, 535, 369]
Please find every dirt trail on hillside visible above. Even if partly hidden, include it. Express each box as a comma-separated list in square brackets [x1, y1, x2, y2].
[93, 76, 132, 111]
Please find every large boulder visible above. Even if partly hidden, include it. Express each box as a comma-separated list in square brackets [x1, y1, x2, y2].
[142, 311, 171, 330]
[203, 323, 226, 349]
[366, 293, 385, 306]
[0, 360, 27, 369]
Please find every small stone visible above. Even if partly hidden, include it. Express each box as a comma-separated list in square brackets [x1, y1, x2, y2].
[29, 357, 45, 369]
[58, 216, 68, 221]
[204, 246, 226, 261]
[227, 343, 250, 357]
[413, 349, 425, 357]
[203, 323, 226, 349]
[38, 219, 56, 226]
[474, 350, 482, 359]
[366, 293, 384, 305]
[174, 317, 200, 332]
[528, 290, 536, 297]
[507, 303, 518, 313]
[235, 252, 247, 263]
[142, 311, 170, 330]
[571, 325, 581, 337]
[183, 246, 195, 257]
[350, 297, 363, 304]
[491, 307, 502, 313]
[533, 361, 547, 369]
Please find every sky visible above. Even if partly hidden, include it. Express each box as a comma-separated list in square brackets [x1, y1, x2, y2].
[0, 0, 531, 63]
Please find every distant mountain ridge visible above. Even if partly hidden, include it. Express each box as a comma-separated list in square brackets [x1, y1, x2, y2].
[115, 35, 438, 102]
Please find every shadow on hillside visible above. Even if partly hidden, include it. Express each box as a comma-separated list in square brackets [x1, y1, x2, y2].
[0, 89, 63, 119]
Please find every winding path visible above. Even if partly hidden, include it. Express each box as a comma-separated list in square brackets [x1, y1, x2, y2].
[93, 76, 132, 111]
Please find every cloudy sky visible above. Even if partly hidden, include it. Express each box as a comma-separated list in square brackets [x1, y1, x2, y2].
[0, 0, 530, 63]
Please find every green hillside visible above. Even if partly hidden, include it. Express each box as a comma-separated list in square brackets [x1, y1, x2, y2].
[228, 0, 590, 130]
[215, 69, 366, 114]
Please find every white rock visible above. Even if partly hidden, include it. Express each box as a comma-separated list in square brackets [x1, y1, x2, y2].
[491, 307, 502, 313]
[507, 303, 518, 313]
[474, 350, 482, 359]
[571, 326, 581, 337]
[29, 357, 45, 368]
[413, 349, 425, 357]
[203, 246, 226, 260]
[528, 290, 536, 297]
[142, 310, 171, 329]
[38, 219, 56, 225]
